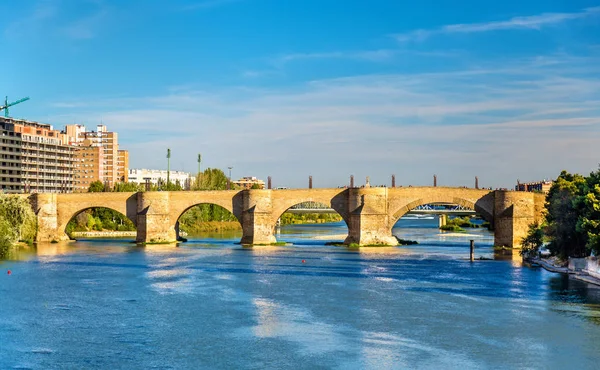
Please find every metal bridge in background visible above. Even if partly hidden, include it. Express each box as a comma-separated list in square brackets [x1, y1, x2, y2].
[286, 202, 477, 216]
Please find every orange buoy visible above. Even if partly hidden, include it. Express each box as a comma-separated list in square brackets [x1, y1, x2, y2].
[302, 260, 306, 263]
[7, 270, 11, 275]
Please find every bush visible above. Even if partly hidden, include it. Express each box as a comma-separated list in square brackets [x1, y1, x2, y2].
[0, 195, 37, 244]
[520, 222, 545, 258]
[440, 224, 465, 232]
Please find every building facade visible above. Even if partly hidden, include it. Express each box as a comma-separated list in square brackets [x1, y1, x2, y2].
[233, 176, 265, 189]
[128, 169, 194, 190]
[515, 180, 553, 193]
[73, 146, 104, 193]
[66, 124, 129, 191]
[0, 117, 75, 193]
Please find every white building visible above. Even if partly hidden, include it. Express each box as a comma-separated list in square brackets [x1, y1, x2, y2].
[128, 169, 194, 189]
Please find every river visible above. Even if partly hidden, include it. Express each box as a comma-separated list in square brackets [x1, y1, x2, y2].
[2, 217, 600, 369]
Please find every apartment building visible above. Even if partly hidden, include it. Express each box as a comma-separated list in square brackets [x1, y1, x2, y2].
[72, 145, 104, 192]
[66, 124, 129, 191]
[0, 123, 23, 193]
[0, 117, 75, 193]
[117, 149, 129, 182]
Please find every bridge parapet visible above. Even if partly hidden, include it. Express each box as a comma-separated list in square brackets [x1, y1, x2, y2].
[28, 187, 545, 247]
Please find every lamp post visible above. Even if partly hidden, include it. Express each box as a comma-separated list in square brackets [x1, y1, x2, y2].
[166, 148, 171, 189]
[227, 166, 233, 190]
[197, 153, 202, 175]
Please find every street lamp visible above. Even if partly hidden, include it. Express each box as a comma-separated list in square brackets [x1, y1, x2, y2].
[227, 166, 233, 190]
[166, 148, 171, 188]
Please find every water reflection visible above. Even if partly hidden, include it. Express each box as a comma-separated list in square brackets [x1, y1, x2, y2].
[3, 220, 600, 368]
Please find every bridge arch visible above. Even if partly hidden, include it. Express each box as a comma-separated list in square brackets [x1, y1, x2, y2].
[55, 192, 138, 240]
[270, 189, 350, 228]
[387, 191, 495, 233]
[60, 206, 137, 240]
[174, 202, 242, 238]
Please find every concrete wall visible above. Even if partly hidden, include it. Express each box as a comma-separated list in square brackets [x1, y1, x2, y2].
[29, 188, 545, 247]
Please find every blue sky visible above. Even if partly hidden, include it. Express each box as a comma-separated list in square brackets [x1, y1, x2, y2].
[2, 0, 600, 188]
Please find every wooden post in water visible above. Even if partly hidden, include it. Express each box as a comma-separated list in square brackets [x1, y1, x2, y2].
[470, 240, 475, 262]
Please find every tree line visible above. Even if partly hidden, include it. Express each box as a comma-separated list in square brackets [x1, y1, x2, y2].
[67, 168, 239, 236]
[0, 195, 37, 258]
[522, 168, 600, 259]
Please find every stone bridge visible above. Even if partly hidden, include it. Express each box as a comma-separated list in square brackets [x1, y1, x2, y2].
[28, 187, 546, 247]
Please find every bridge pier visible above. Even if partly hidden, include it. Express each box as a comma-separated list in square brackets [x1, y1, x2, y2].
[240, 190, 277, 245]
[136, 192, 177, 244]
[345, 187, 398, 246]
[438, 214, 447, 227]
[30, 193, 68, 242]
[493, 191, 540, 248]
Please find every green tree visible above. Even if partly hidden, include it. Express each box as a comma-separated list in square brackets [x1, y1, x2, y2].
[0, 195, 37, 257]
[88, 180, 105, 192]
[520, 222, 545, 257]
[193, 168, 229, 191]
[179, 168, 238, 233]
[113, 182, 143, 192]
[575, 167, 600, 255]
[544, 171, 588, 258]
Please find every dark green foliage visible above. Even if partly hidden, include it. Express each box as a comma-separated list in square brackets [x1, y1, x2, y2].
[395, 237, 419, 245]
[112, 182, 144, 192]
[179, 168, 239, 233]
[88, 180, 105, 192]
[280, 212, 342, 225]
[0, 195, 37, 257]
[192, 168, 230, 191]
[544, 171, 588, 258]
[65, 207, 135, 235]
[446, 216, 481, 228]
[440, 224, 465, 232]
[538, 168, 600, 258]
[520, 222, 545, 257]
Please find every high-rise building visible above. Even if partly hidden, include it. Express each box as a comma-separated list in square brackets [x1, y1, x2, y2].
[117, 149, 129, 182]
[0, 117, 75, 193]
[73, 145, 104, 192]
[66, 124, 129, 191]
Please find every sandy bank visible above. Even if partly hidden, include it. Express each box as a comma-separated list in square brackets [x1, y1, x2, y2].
[312, 234, 347, 240]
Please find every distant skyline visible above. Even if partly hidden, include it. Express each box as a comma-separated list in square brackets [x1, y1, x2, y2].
[3, 0, 600, 188]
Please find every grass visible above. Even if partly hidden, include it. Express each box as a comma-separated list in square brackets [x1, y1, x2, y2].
[440, 224, 466, 232]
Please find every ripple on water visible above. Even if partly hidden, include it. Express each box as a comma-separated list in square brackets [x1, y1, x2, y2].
[29, 348, 54, 354]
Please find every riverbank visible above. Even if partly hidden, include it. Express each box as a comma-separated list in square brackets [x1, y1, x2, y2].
[180, 221, 242, 233]
[71, 231, 137, 238]
[530, 256, 600, 286]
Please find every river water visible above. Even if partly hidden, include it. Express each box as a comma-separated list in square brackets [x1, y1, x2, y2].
[2, 218, 600, 369]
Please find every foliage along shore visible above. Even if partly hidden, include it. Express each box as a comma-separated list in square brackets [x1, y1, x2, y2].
[0, 195, 37, 258]
[521, 167, 600, 260]
[439, 216, 489, 233]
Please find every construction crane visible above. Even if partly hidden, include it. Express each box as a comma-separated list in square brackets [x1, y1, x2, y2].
[0, 96, 30, 118]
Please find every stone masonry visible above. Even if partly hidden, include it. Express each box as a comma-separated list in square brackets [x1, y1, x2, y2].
[29, 187, 545, 247]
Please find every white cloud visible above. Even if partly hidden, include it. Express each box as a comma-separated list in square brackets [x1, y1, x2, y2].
[395, 6, 600, 42]
[46, 54, 600, 188]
